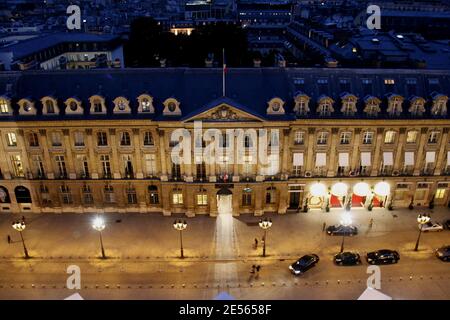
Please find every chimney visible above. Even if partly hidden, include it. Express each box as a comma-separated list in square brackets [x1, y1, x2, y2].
[253, 58, 261, 68]
[205, 58, 213, 68]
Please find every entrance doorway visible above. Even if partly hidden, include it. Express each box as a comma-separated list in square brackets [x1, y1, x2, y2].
[217, 187, 233, 215]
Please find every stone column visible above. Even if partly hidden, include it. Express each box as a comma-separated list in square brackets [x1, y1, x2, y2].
[254, 184, 264, 216]
[281, 128, 290, 178]
[350, 128, 361, 170]
[86, 129, 98, 179]
[209, 186, 218, 217]
[370, 128, 384, 176]
[63, 129, 76, 179]
[161, 184, 171, 215]
[186, 185, 195, 217]
[434, 128, 449, 175]
[305, 128, 315, 172]
[109, 129, 121, 179]
[327, 128, 338, 177]
[232, 189, 240, 216]
[16, 129, 31, 177]
[277, 183, 288, 214]
[133, 129, 143, 178]
[413, 128, 428, 176]
[184, 129, 193, 182]
[393, 128, 406, 172]
[158, 129, 168, 181]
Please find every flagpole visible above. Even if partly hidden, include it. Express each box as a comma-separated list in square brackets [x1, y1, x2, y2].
[222, 48, 226, 97]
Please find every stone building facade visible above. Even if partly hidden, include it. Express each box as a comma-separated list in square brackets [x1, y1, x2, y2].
[0, 68, 449, 216]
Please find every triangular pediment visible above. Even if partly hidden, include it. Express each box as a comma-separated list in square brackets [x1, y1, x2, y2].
[182, 97, 264, 122]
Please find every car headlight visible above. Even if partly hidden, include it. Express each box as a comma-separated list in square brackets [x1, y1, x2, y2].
[289, 265, 293, 270]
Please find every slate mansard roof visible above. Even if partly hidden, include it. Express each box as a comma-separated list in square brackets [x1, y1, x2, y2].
[0, 67, 449, 121]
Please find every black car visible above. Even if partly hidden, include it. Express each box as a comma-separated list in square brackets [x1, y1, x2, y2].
[444, 220, 450, 230]
[334, 251, 362, 266]
[289, 254, 320, 275]
[326, 224, 358, 236]
[366, 250, 400, 265]
[435, 246, 450, 262]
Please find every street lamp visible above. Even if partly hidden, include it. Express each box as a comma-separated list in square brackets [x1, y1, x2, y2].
[173, 220, 187, 259]
[414, 213, 431, 251]
[259, 218, 273, 257]
[340, 212, 352, 253]
[12, 220, 29, 259]
[92, 216, 106, 259]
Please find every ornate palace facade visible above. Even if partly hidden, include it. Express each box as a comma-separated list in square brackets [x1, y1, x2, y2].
[0, 68, 449, 215]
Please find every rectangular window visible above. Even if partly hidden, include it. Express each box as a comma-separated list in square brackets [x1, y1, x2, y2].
[55, 155, 67, 178]
[143, 131, 154, 146]
[51, 132, 62, 147]
[77, 155, 89, 178]
[196, 194, 208, 205]
[123, 154, 134, 178]
[340, 132, 351, 144]
[127, 189, 137, 204]
[435, 188, 446, 199]
[242, 193, 252, 206]
[11, 154, 24, 177]
[384, 131, 396, 144]
[173, 192, 183, 205]
[74, 132, 84, 147]
[97, 132, 108, 146]
[428, 131, 439, 144]
[362, 131, 373, 144]
[28, 133, 39, 147]
[317, 132, 328, 145]
[60, 186, 72, 204]
[32, 155, 45, 178]
[82, 186, 93, 205]
[6, 132, 17, 146]
[294, 131, 304, 145]
[0, 99, 9, 113]
[120, 132, 131, 146]
[100, 155, 111, 178]
[406, 131, 418, 143]
[144, 154, 156, 177]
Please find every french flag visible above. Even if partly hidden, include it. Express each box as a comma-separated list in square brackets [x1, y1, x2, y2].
[223, 48, 227, 74]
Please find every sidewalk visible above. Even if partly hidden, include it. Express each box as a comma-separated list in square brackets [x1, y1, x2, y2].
[0, 207, 448, 260]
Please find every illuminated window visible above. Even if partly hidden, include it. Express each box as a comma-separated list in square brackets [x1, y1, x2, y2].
[406, 131, 418, 144]
[384, 131, 396, 144]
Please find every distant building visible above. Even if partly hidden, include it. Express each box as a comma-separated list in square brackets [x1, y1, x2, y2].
[0, 33, 124, 71]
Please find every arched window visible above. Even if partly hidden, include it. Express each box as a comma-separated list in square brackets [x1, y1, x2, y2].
[148, 185, 159, 204]
[317, 96, 334, 116]
[242, 187, 252, 206]
[409, 97, 425, 116]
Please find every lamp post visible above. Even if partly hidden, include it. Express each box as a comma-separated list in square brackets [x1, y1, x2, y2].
[12, 220, 29, 259]
[414, 213, 431, 251]
[92, 216, 106, 259]
[340, 212, 352, 253]
[173, 220, 187, 259]
[259, 218, 272, 257]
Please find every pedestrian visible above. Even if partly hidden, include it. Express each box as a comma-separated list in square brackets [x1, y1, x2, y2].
[251, 265, 256, 274]
[7, 235, 11, 244]
[254, 238, 258, 249]
[322, 222, 326, 231]
[256, 265, 261, 273]
[22, 216, 25, 222]
[369, 218, 374, 228]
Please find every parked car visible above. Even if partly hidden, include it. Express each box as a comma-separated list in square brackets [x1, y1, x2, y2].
[366, 250, 400, 265]
[444, 220, 450, 230]
[289, 254, 320, 275]
[326, 224, 358, 236]
[334, 251, 362, 266]
[435, 246, 450, 262]
[420, 221, 443, 232]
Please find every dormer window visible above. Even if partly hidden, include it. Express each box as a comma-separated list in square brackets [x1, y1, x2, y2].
[363, 96, 381, 117]
[41, 97, 59, 115]
[65, 98, 83, 115]
[387, 95, 404, 116]
[18, 98, 36, 115]
[0, 98, 10, 115]
[163, 98, 181, 116]
[266, 97, 285, 115]
[89, 95, 106, 114]
[113, 97, 131, 114]
[137, 94, 155, 113]
[431, 93, 448, 116]
[317, 96, 334, 116]
[294, 93, 310, 116]
[409, 97, 425, 116]
[340, 93, 357, 116]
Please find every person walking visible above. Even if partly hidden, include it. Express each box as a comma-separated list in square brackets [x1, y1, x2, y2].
[255, 265, 261, 273]
[250, 265, 256, 274]
[7, 235, 11, 244]
[254, 238, 258, 249]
